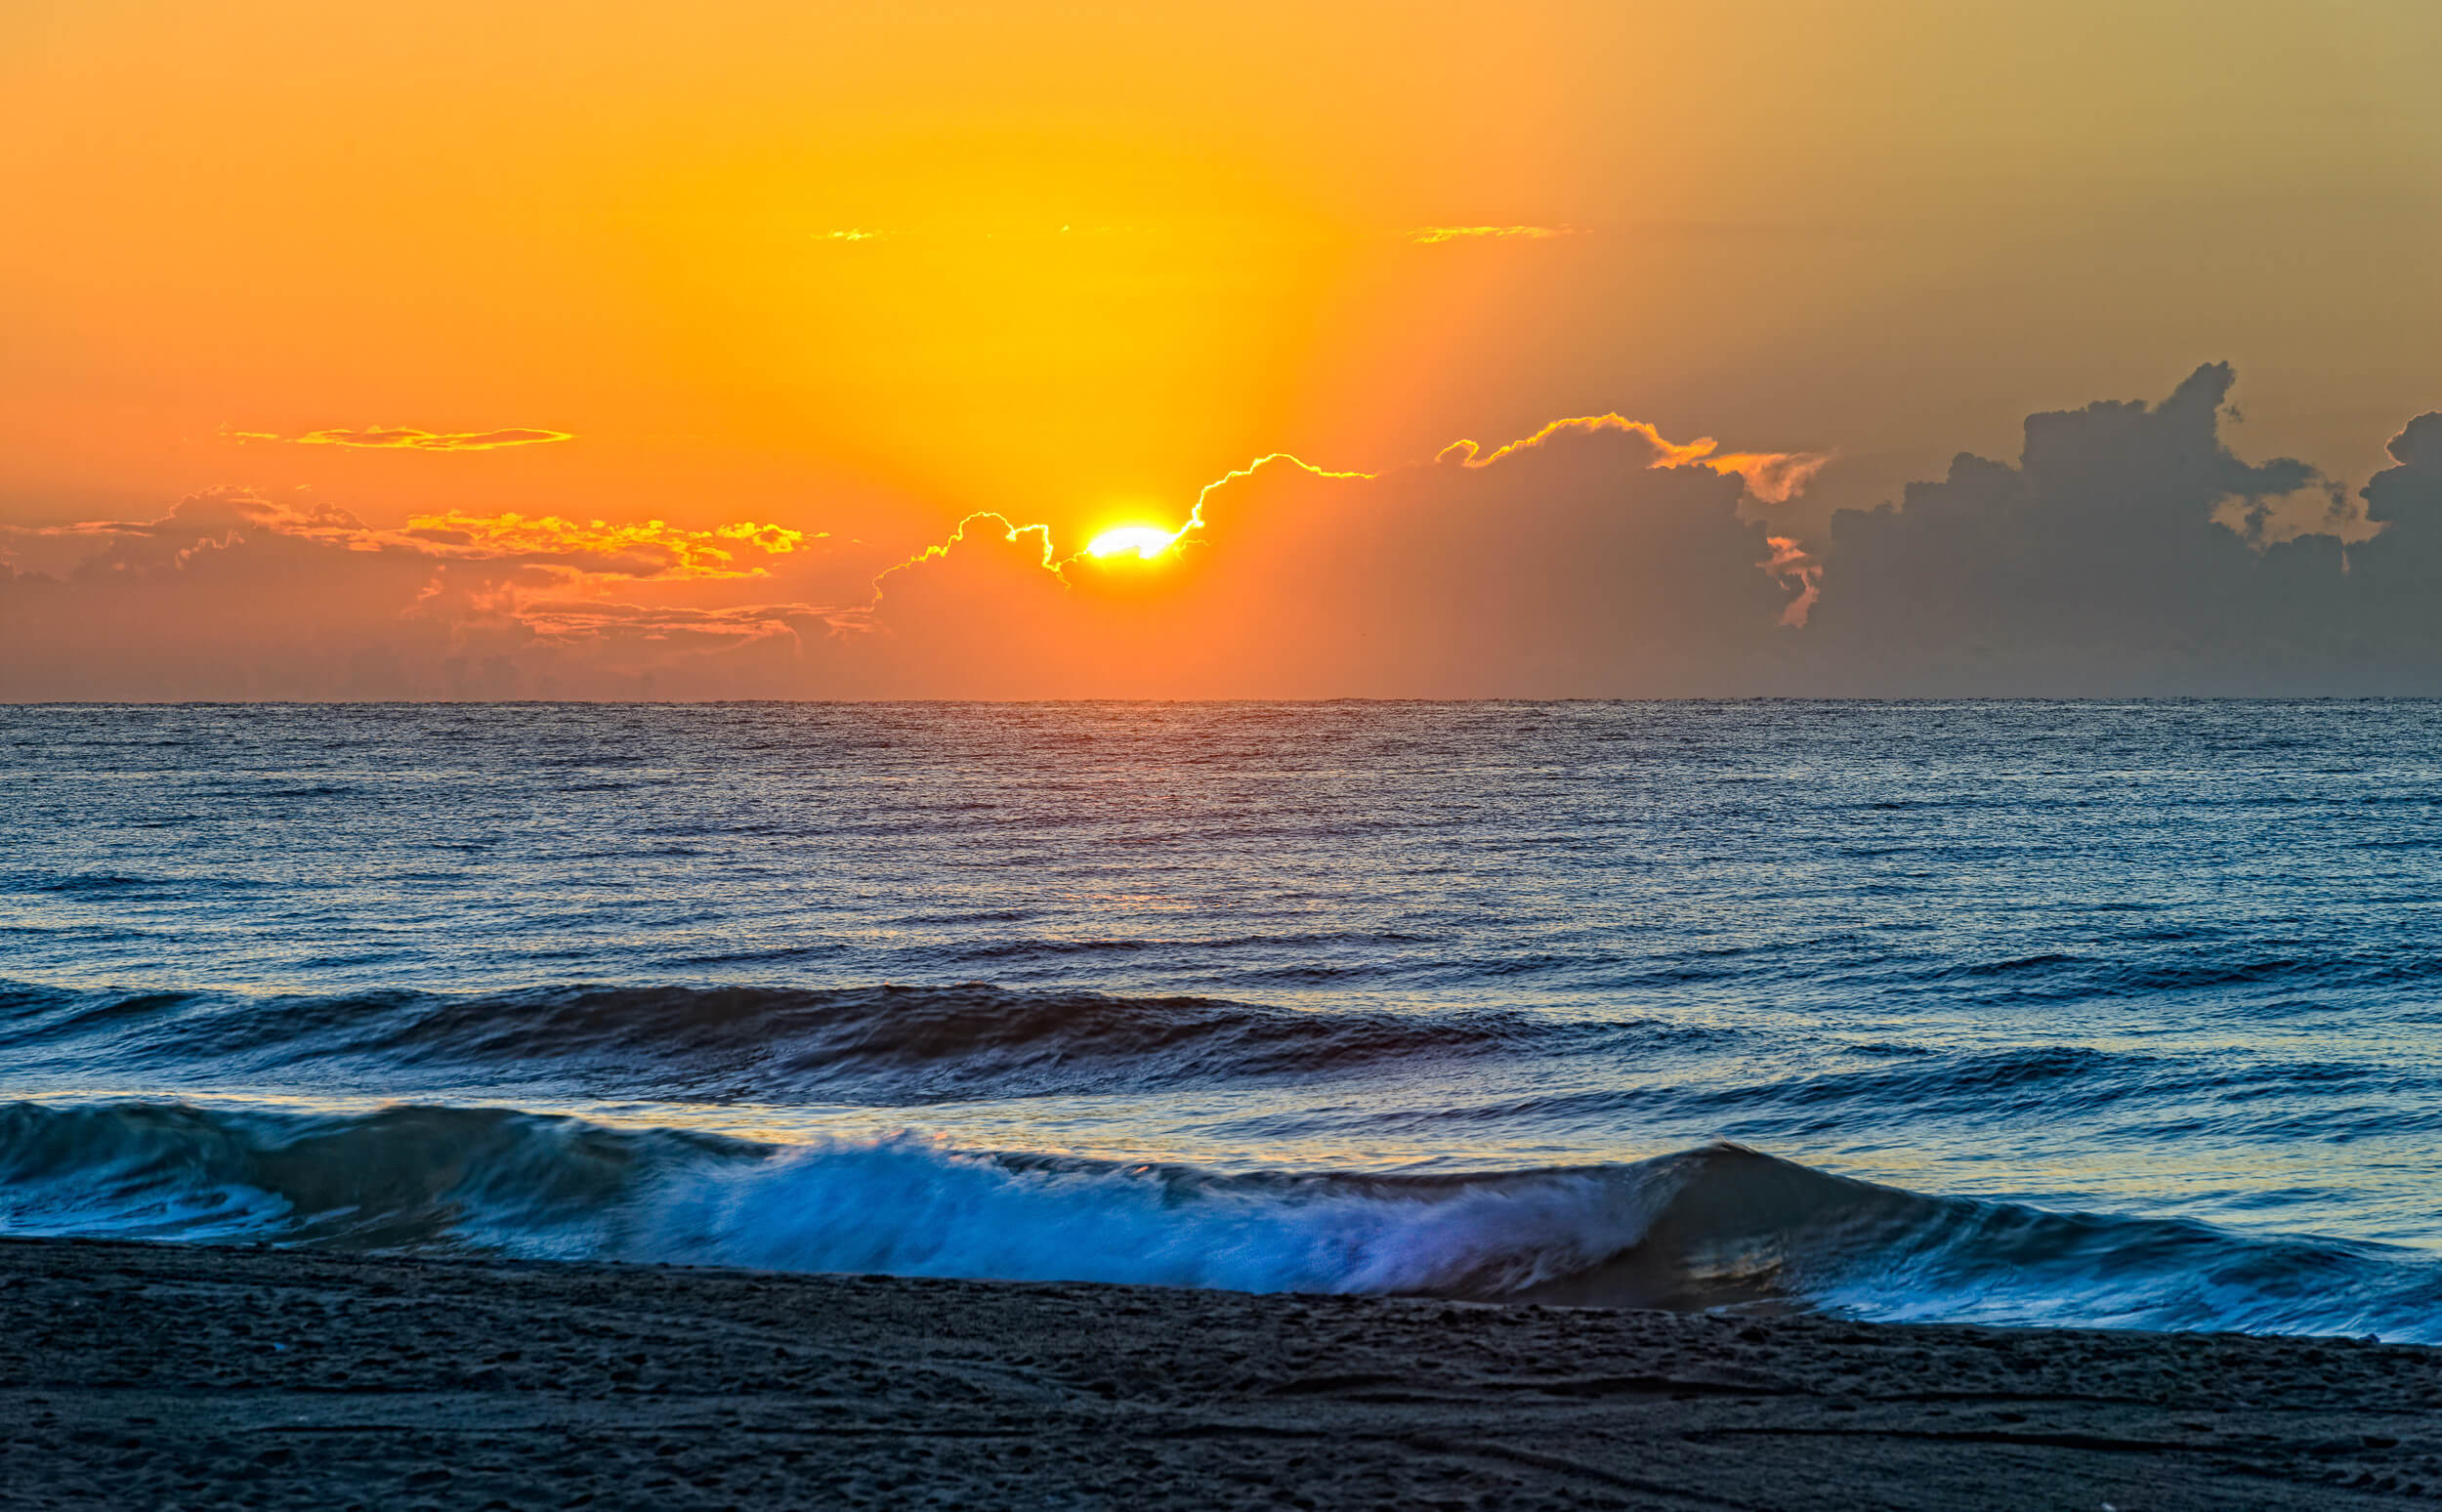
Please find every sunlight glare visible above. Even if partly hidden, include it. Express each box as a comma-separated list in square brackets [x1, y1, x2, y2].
[1085, 525, 1180, 562]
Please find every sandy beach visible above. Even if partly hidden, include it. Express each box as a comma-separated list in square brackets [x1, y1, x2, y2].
[4, 1238, 2438, 1509]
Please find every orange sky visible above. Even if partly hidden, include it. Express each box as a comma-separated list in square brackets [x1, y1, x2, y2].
[4, 1, 2440, 697]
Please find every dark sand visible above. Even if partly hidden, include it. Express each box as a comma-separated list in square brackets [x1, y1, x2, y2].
[5, 1238, 2440, 1509]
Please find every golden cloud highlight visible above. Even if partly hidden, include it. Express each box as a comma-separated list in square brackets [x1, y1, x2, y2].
[397, 513, 815, 580]
[880, 513, 1057, 579]
[863, 513, 1062, 620]
[1438, 415, 1832, 504]
[225, 427, 574, 451]
[1170, 454, 1378, 538]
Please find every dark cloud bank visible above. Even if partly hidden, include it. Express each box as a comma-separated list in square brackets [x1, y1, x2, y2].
[1803, 364, 2442, 695]
[5, 365, 2440, 698]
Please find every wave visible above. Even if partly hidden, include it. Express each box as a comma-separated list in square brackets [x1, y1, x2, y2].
[5, 980, 2421, 1143]
[0, 981, 1663, 1104]
[4, 1098, 2438, 1341]
[1905, 945, 2442, 1002]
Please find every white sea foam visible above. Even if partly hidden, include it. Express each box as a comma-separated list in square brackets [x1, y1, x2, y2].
[11, 1099, 2442, 1342]
[630, 1134, 1678, 1296]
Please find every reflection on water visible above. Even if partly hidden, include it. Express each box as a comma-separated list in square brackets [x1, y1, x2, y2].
[4, 701, 2442, 1331]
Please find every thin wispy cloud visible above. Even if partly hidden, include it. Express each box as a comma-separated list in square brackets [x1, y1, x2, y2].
[224, 427, 574, 452]
[0, 493, 820, 586]
[811, 226, 1119, 246]
[1438, 416, 1834, 505]
[1407, 226, 1573, 244]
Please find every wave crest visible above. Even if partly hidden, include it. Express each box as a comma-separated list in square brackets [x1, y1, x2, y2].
[6, 1098, 2439, 1341]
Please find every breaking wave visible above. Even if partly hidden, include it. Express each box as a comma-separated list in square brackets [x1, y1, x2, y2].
[5, 1098, 2438, 1342]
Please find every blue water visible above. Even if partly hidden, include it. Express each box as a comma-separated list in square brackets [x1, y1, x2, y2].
[5, 701, 2442, 1338]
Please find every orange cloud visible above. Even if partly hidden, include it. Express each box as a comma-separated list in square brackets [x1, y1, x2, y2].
[0, 490, 826, 596]
[511, 599, 823, 644]
[225, 427, 574, 451]
[396, 512, 815, 581]
[0, 487, 858, 699]
[1437, 415, 1833, 504]
[1762, 535, 1821, 627]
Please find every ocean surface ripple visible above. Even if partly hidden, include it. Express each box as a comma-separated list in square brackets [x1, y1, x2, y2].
[4, 700, 2441, 1338]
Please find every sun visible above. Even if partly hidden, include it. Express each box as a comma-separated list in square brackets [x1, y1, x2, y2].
[1084, 525, 1181, 562]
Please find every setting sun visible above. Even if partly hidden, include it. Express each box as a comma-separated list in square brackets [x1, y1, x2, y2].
[1083, 525, 1180, 562]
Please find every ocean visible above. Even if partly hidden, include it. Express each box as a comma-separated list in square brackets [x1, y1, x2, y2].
[5, 700, 2440, 1340]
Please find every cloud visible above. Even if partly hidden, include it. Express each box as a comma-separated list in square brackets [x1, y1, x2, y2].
[2344, 408, 2442, 674]
[808, 225, 1119, 247]
[1407, 226, 1573, 243]
[1762, 535, 1821, 627]
[225, 427, 573, 451]
[1438, 416, 1835, 504]
[13, 368, 2442, 699]
[0, 489, 852, 700]
[395, 512, 817, 580]
[2382, 412, 2442, 474]
[802, 376, 2442, 696]
[1798, 363, 2442, 693]
[1162, 453, 1380, 539]
[511, 598, 828, 644]
[840, 425, 1805, 697]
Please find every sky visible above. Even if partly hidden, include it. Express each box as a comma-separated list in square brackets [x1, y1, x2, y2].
[4, 0, 2440, 697]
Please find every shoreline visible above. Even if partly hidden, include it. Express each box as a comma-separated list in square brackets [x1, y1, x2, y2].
[9, 1238, 2442, 1508]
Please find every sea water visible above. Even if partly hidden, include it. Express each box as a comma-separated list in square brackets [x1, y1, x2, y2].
[5, 701, 2440, 1337]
